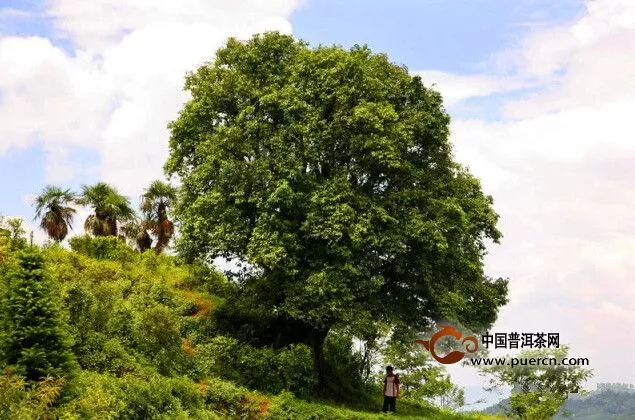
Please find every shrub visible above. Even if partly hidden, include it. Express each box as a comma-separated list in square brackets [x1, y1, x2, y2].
[195, 337, 316, 397]
[60, 371, 219, 419]
[106, 304, 137, 347]
[0, 374, 66, 419]
[322, 333, 366, 399]
[195, 336, 243, 384]
[69, 235, 137, 262]
[65, 283, 95, 329]
[133, 305, 187, 375]
[117, 375, 193, 419]
[200, 378, 263, 419]
[74, 332, 138, 376]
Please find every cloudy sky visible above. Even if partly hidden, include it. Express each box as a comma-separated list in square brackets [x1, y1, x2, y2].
[1, 0, 634, 397]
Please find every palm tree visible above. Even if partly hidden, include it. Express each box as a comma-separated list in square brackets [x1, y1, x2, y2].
[33, 186, 76, 242]
[119, 219, 152, 252]
[77, 183, 136, 236]
[140, 180, 177, 253]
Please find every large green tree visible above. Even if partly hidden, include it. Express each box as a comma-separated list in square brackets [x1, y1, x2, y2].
[33, 185, 76, 242]
[165, 32, 508, 381]
[78, 183, 136, 237]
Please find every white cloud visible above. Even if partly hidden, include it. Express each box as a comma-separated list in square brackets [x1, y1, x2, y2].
[0, 0, 302, 193]
[432, 0, 635, 386]
[501, 0, 635, 118]
[47, 0, 300, 51]
[416, 70, 528, 107]
[3, 0, 634, 389]
[0, 36, 111, 153]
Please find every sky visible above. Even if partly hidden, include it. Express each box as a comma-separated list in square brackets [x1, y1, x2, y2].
[2, 0, 635, 406]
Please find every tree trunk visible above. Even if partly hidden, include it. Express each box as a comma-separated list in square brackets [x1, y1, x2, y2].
[310, 326, 330, 388]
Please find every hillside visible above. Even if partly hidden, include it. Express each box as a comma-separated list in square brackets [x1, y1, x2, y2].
[0, 235, 500, 419]
[485, 389, 635, 419]
[554, 389, 635, 419]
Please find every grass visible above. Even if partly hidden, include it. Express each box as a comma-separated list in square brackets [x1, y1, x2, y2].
[262, 394, 504, 419]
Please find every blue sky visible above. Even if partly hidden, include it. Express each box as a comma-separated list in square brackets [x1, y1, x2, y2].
[3, 0, 635, 401]
[292, 0, 583, 72]
[0, 0, 583, 219]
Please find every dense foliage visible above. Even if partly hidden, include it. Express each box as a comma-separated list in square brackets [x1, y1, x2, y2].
[0, 227, 498, 419]
[166, 32, 508, 383]
[1, 247, 76, 382]
[0, 33, 515, 419]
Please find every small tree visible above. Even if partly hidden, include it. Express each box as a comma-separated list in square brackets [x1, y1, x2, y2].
[383, 337, 464, 409]
[479, 346, 592, 419]
[0, 217, 28, 251]
[0, 247, 76, 382]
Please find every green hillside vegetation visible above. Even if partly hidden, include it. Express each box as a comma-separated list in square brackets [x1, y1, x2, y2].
[1, 32, 511, 419]
[0, 229, 500, 419]
[553, 388, 635, 419]
[487, 388, 635, 420]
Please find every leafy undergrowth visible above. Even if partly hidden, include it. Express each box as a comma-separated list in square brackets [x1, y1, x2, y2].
[0, 370, 503, 419]
[0, 238, 503, 419]
[178, 289, 215, 318]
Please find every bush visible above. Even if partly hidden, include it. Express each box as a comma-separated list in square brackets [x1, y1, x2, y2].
[200, 378, 264, 419]
[277, 344, 317, 397]
[195, 336, 243, 384]
[69, 235, 137, 262]
[60, 371, 219, 419]
[238, 346, 284, 394]
[195, 337, 316, 397]
[116, 375, 199, 419]
[74, 332, 138, 376]
[322, 333, 366, 400]
[0, 374, 66, 419]
[133, 305, 187, 376]
[106, 304, 137, 348]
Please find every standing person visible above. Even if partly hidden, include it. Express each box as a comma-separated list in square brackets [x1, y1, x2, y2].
[382, 365, 400, 414]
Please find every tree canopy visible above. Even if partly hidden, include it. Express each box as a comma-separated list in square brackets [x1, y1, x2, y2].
[166, 32, 508, 379]
[33, 186, 76, 242]
[78, 183, 136, 237]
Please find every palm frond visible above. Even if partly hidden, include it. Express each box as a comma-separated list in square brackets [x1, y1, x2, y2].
[80, 182, 137, 236]
[33, 185, 76, 241]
